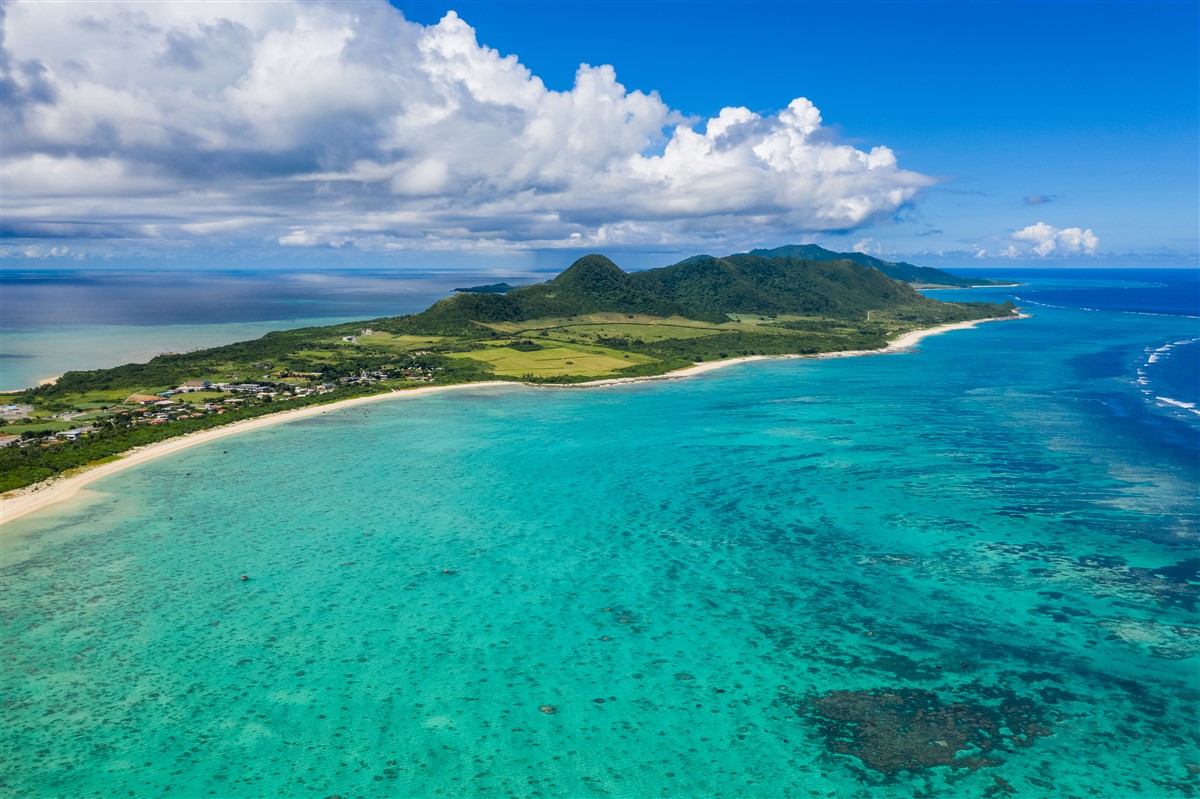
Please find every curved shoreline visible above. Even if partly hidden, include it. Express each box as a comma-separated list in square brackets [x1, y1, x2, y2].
[0, 314, 1021, 527]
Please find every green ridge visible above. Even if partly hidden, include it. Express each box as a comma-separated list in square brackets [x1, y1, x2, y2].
[390, 251, 1011, 332]
[747, 244, 1009, 287]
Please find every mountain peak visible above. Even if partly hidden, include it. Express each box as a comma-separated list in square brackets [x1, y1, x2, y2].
[553, 254, 628, 286]
[748, 244, 842, 262]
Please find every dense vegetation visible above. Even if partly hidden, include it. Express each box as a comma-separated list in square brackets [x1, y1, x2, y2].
[747, 244, 1009, 287]
[2, 249, 1017, 493]
[388, 252, 1012, 334]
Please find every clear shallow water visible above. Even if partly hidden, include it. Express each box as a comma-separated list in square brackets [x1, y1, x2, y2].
[2, 271, 1198, 798]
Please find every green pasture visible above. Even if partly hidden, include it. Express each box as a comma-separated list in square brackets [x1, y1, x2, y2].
[449, 344, 657, 377]
[354, 333, 444, 350]
[44, 386, 175, 407]
[54, 388, 142, 405]
[2, 420, 76, 434]
[292, 349, 338, 363]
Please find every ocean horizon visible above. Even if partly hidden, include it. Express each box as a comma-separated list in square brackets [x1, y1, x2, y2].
[0, 268, 556, 392]
[2, 269, 1197, 797]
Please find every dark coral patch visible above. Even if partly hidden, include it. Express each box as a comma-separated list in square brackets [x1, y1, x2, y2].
[796, 688, 1051, 778]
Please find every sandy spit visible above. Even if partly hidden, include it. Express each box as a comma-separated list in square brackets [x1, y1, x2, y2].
[0, 314, 1023, 526]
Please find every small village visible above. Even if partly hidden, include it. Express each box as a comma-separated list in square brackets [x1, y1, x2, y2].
[1, 358, 438, 450]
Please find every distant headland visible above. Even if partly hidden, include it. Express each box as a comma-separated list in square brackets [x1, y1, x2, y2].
[453, 282, 518, 294]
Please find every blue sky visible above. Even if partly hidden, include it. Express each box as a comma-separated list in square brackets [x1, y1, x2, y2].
[3, 1, 1196, 271]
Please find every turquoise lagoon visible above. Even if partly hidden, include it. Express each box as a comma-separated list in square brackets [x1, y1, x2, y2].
[2, 272, 1197, 798]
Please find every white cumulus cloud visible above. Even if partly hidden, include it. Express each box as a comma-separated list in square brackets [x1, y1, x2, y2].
[278, 228, 320, 247]
[1006, 222, 1099, 257]
[1, 1, 934, 255]
[852, 238, 883, 256]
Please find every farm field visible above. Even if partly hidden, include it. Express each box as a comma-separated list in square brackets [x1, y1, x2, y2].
[448, 343, 656, 377]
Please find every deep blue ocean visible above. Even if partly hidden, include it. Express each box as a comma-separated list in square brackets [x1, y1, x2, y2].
[1, 267, 1197, 798]
[948, 268, 1200, 432]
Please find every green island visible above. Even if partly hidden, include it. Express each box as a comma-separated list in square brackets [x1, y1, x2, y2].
[453, 282, 518, 294]
[0, 249, 1015, 492]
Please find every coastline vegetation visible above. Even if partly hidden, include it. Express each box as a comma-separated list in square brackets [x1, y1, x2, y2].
[1, 251, 1016, 493]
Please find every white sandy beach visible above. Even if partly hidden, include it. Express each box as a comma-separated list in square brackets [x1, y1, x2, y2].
[0, 314, 1021, 526]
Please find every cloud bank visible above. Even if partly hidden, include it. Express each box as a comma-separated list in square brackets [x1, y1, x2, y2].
[1007, 222, 1099, 257]
[970, 221, 1100, 259]
[2, 1, 933, 256]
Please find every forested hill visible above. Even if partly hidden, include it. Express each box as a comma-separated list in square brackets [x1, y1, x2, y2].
[387, 252, 1014, 335]
[746, 244, 1007, 287]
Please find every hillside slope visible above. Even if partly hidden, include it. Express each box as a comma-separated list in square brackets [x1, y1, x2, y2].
[390, 252, 1013, 333]
[746, 244, 1007, 287]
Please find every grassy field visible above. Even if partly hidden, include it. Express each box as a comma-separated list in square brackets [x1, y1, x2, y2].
[448, 344, 657, 377]
[292, 349, 338, 363]
[64, 388, 152, 405]
[2, 420, 77, 434]
[445, 311, 906, 378]
[355, 333, 444, 350]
